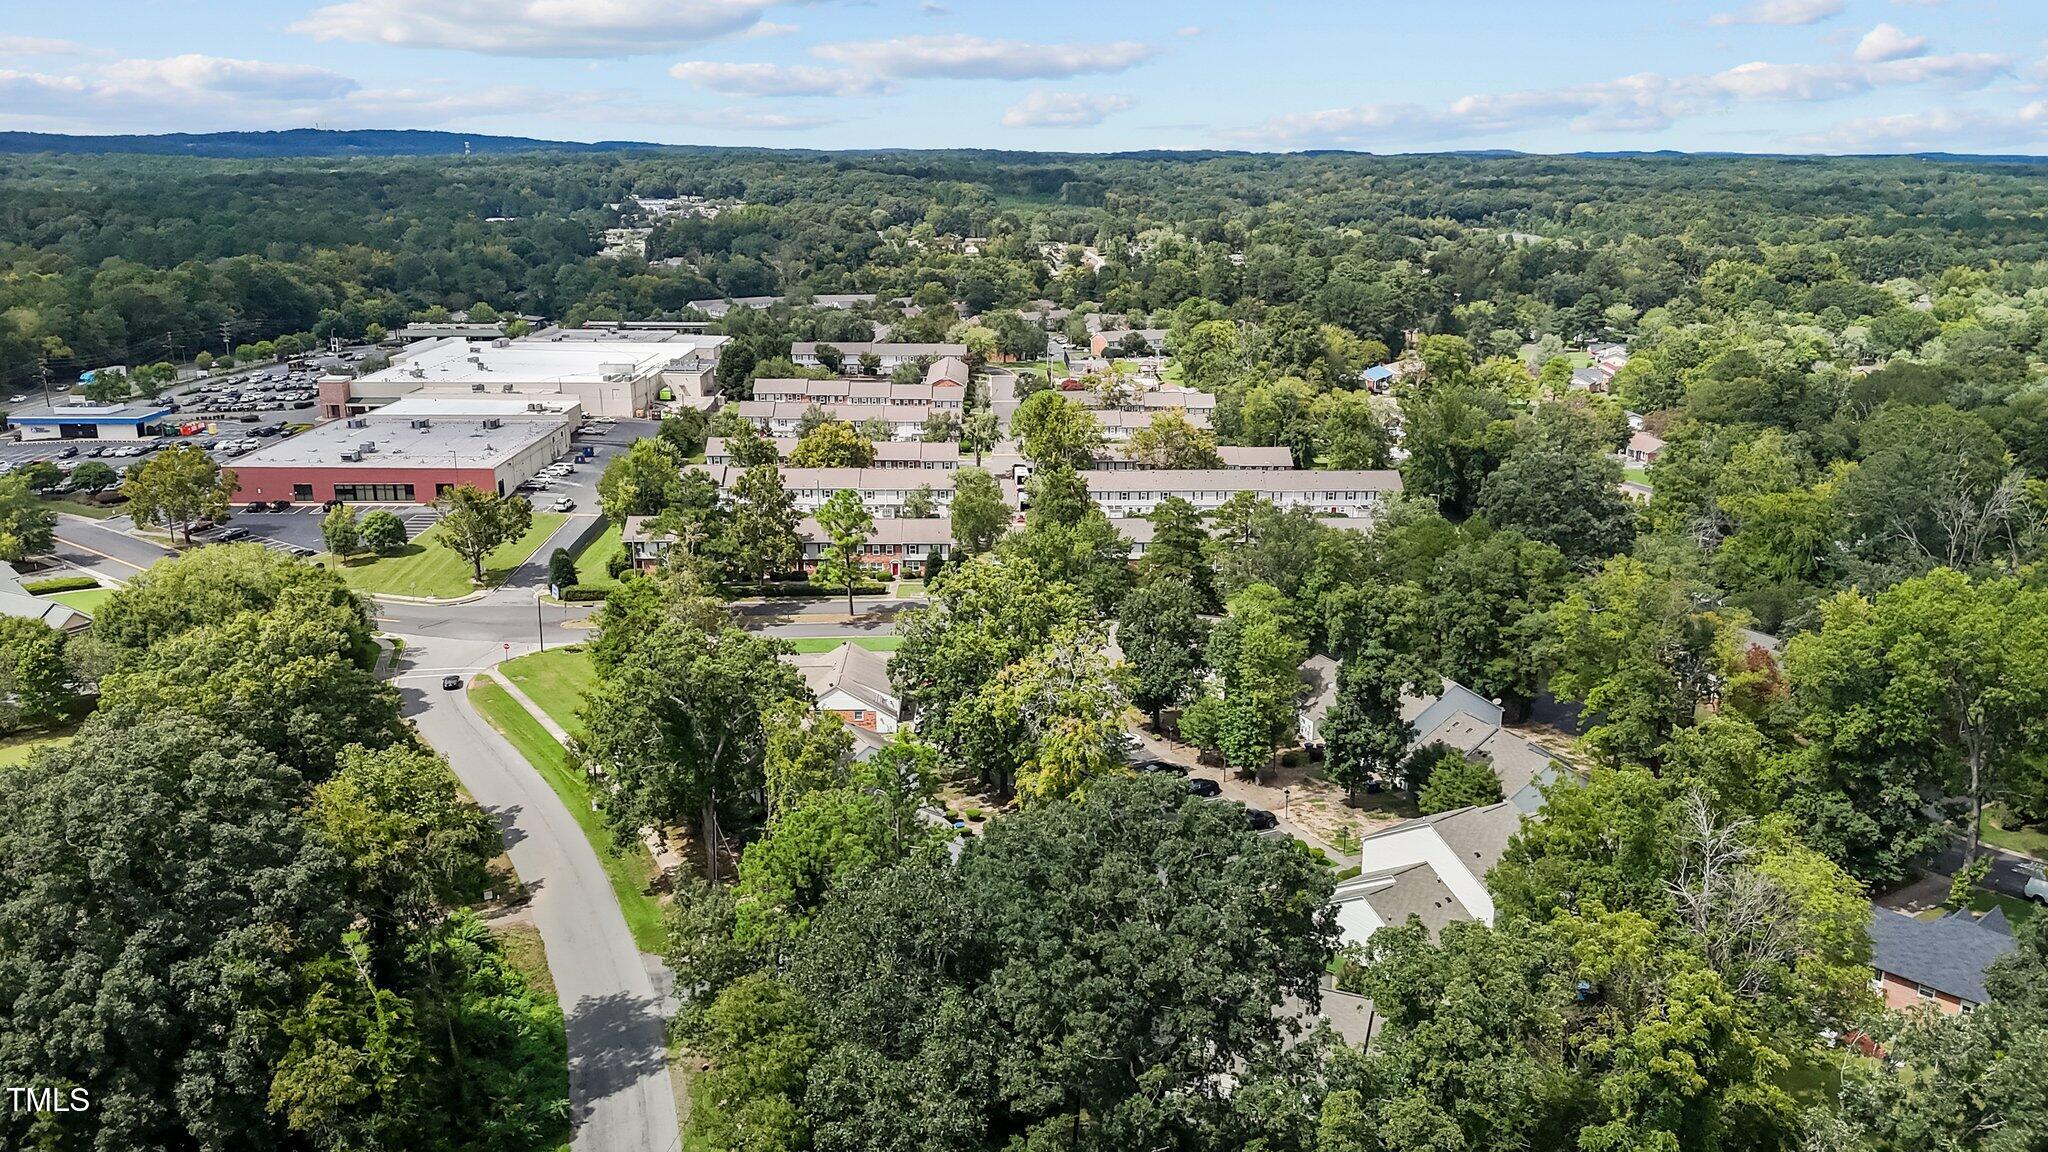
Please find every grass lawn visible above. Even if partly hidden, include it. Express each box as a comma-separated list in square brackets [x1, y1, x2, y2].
[572, 522, 622, 589]
[783, 635, 902, 654]
[0, 729, 77, 767]
[468, 678, 667, 953]
[331, 512, 568, 598]
[499, 647, 599, 739]
[1623, 466, 1653, 487]
[43, 496, 118, 519]
[45, 587, 114, 616]
[1980, 804, 2048, 859]
[893, 579, 925, 597]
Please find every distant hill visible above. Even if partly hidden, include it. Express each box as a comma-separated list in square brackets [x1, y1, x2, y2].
[0, 128, 676, 158]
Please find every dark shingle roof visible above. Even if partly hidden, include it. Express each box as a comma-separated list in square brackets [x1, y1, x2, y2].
[1869, 907, 2015, 1005]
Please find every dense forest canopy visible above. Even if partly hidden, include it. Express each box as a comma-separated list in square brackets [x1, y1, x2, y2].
[6, 149, 2048, 386]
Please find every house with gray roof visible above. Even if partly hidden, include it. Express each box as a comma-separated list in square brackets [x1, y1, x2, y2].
[1870, 907, 2014, 1015]
[1331, 802, 1526, 946]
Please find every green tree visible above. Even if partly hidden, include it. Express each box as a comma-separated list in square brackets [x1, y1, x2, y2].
[67, 459, 118, 497]
[722, 464, 801, 585]
[321, 502, 361, 559]
[814, 488, 874, 614]
[359, 509, 408, 554]
[1140, 495, 1218, 611]
[960, 406, 1002, 465]
[121, 442, 235, 544]
[1117, 579, 1210, 730]
[1788, 568, 2048, 864]
[433, 486, 533, 582]
[1417, 753, 1504, 813]
[1545, 556, 1748, 766]
[1321, 660, 1414, 802]
[789, 420, 876, 469]
[595, 437, 683, 523]
[0, 615, 70, 733]
[948, 465, 1010, 555]
[1424, 530, 1571, 719]
[0, 711, 349, 1152]
[1125, 408, 1222, 469]
[546, 546, 576, 590]
[1010, 390, 1104, 469]
[1478, 445, 1637, 563]
[580, 616, 804, 873]
[309, 743, 497, 944]
[0, 474, 56, 561]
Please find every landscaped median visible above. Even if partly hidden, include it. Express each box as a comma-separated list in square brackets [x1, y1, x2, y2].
[466, 674, 667, 953]
[327, 512, 568, 599]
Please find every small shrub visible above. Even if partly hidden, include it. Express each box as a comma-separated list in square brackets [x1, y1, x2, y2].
[22, 576, 99, 595]
[557, 584, 610, 602]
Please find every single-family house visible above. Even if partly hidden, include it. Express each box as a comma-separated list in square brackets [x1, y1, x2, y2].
[1624, 430, 1666, 466]
[1331, 802, 1524, 946]
[787, 642, 902, 733]
[1869, 907, 2014, 1016]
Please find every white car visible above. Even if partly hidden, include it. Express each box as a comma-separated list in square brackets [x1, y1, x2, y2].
[6, 395, 23, 403]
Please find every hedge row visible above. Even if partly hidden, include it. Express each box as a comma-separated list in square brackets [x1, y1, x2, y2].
[556, 584, 611, 602]
[22, 576, 101, 595]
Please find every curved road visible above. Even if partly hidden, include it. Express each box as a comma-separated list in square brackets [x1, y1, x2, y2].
[53, 506, 909, 1152]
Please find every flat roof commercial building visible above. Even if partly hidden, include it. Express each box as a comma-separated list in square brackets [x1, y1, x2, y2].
[231, 410, 574, 505]
[8, 402, 172, 442]
[323, 332, 722, 420]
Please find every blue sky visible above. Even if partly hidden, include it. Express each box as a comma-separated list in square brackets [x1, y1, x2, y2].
[2, 0, 2045, 153]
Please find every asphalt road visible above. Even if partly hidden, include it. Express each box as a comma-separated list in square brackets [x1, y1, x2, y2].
[397, 627, 677, 1152]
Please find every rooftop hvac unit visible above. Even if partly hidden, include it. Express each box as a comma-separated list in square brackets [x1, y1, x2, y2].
[340, 450, 361, 462]
[471, 382, 486, 392]
[482, 418, 502, 430]
[493, 337, 511, 348]
[359, 442, 377, 453]
[468, 356, 481, 364]
[345, 417, 367, 429]
[409, 419, 431, 429]
[501, 383, 514, 392]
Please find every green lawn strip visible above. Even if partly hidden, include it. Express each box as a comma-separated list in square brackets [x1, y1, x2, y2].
[46, 587, 114, 616]
[0, 729, 77, 768]
[572, 521, 622, 589]
[1980, 805, 2048, 860]
[782, 635, 902, 654]
[44, 497, 118, 519]
[330, 512, 569, 598]
[499, 647, 599, 739]
[1623, 467, 1652, 487]
[468, 678, 666, 953]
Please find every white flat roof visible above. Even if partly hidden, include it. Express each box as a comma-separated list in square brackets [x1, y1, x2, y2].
[235, 414, 568, 471]
[367, 336, 706, 388]
[377, 395, 580, 418]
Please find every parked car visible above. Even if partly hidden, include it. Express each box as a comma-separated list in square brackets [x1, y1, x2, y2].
[1186, 778, 1222, 798]
[6, 395, 23, 403]
[1243, 807, 1279, 831]
[551, 497, 576, 512]
[243, 502, 270, 513]
[57, 446, 77, 458]
[267, 499, 292, 511]
[1130, 758, 1186, 776]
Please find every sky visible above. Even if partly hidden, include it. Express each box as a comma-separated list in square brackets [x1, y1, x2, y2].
[2, 0, 2047, 154]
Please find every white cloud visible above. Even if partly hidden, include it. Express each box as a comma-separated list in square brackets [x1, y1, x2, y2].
[1854, 23, 1927, 62]
[810, 34, 1156, 80]
[0, 36, 81, 56]
[290, 0, 795, 57]
[742, 21, 799, 38]
[1176, 26, 1205, 37]
[1710, 0, 1845, 26]
[1000, 90, 1134, 128]
[1790, 107, 2018, 150]
[1251, 46, 2013, 148]
[669, 60, 888, 97]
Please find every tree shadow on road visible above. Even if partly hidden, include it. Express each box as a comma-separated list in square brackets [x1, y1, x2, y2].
[565, 990, 675, 1131]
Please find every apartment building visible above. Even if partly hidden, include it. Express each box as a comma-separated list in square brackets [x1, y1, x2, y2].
[1081, 468, 1402, 517]
[789, 342, 968, 370]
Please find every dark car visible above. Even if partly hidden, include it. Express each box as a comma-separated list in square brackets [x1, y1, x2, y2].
[237, 413, 261, 423]
[1243, 807, 1279, 831]
[1186, 778, 1222, 798]
[268, 499, 292, 511]
[215, 527, 249, 541]
[1130, 758, 1186, 775]
[243, 502, 269, 513]
[57, 446, 78, 459]
[441, 675, 462, 691]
